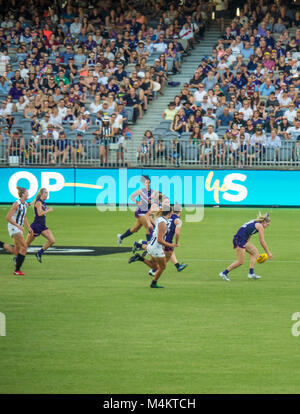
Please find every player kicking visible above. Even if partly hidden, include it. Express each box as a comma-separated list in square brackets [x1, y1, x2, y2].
[26, 188, 55, 263]
[117, 175, 155, 246]
[219, 212, 273, 282]
[128, 206, 178, 288]
[131, 204, 188, 274]
[0, 187, 33, 275]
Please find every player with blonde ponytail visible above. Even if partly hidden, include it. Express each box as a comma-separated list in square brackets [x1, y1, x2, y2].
[0, 187, 33, 275]
[219, 212, 273, 282]
[26, 188, 55, 263]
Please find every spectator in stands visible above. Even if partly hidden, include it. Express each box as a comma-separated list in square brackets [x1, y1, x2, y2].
[124, 87, 142, 122]
[7, 130, 25, 163]
[154, 139, 166, 161]
[284, 104, 297, 124]
[162, 102, 177, 121]
[0, 75, 11, 94]
[203, 108, 217, 128]
[137, 135, 151, 164]
[285, 120, 300, 141]
[55, 131, 70, 165]
[200, 137, 213, 165]
[266, 129, 282, 159]
[72, 132, 86, 164]
[189, 125, 203, 145]
[203, 69, 219, 91]
[170, 113, 187, 136]
[217, 107, 233, 128]
[203, 125, 219, 146]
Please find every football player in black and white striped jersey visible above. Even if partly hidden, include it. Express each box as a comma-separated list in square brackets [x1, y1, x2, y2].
[0, 187, 33, 275]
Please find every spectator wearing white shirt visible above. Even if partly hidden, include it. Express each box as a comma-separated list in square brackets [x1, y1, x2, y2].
[5, 95, 16, 114]
[57, 99, 67, 119]
[193, 83, 207, 103]
[70, 17, 82, 37]
[0, 100, 12, 118]
[49, 107, 63, 128]
[239, 100, 253, 121]
[98, 72, 108, 85]
[284, 104, 297, 124]
[104, 46, 115, 61]
[40, 114, 51, 132]
[111, 112, 123, 134]
[203, 125, 219, 144]
[202, 108, 217, 128]
[277, 90, 292, 109]
[16, 96, 27, 112]
[154, 34, 168, 54]
[71, 114, 88, 133]
[250, 125, 267, 146]
[179, 22, 194, 41]
[43, 124, 59, 141]
[201, 95, 214, 112]
[285, 120, 300, 141]
[0, 50, 10, 65]
[89, 96, 103, 114]
[18, 61, 29, 79]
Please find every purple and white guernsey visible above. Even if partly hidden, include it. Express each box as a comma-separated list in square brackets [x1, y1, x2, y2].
[135, 188, 154, 218]
[30, 198, 48, 236]
[164, 213, 180, 251]
[233, 220, 259, 248]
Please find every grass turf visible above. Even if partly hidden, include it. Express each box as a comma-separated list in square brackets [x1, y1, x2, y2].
[0, 206, 300, 394]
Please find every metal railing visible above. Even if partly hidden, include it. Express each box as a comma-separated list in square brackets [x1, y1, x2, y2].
[136, 139, 300, 168]
[1, 139, 299, 168]
[0, 137, 128, 167]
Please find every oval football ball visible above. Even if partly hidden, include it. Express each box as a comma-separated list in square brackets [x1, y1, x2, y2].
[256, 253, 268, 264]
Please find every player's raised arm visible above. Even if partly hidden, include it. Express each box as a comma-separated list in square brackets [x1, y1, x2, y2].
[130, 189, 141, 204]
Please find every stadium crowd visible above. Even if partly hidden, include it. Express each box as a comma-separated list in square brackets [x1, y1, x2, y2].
[0, 0, 208, 166]
[138, 0, 300, 167]
[0, 0, 299, 167]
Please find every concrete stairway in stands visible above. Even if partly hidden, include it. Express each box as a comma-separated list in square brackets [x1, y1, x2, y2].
[126, 21, 222, 166]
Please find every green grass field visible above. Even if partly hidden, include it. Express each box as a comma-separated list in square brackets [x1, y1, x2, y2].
[1, 205, 300, 394]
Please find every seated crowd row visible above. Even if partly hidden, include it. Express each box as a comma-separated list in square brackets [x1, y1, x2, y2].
[138, 0, 300, 165]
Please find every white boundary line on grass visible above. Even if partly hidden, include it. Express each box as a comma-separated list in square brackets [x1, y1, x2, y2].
[184, 258, 300, 263]
[107, 256, 300, 264]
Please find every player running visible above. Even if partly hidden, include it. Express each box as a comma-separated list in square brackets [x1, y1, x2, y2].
[0, 187, 33, 275]
[26, 188, 55, 263]
[117, 175, 155, 246]
[219, 212, 273, 282]
[128, 206, 178, 288]
[131, 204, 188, 274]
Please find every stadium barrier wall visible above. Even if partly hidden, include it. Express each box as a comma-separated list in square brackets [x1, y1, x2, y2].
[0, 167, 300, 206]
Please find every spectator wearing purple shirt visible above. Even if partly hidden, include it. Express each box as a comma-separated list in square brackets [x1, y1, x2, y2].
[8, 82, 24, 100]
[84, 35, 97, 51]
